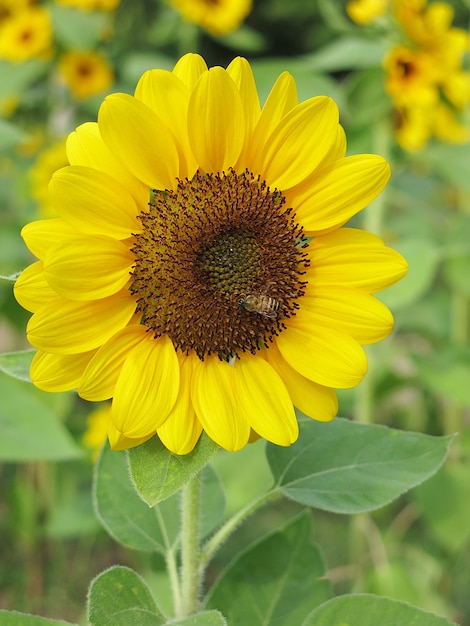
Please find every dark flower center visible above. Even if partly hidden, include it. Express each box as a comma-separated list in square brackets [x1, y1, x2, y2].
[130, 169, 309, 360]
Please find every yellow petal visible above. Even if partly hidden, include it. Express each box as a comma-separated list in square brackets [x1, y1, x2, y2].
[251, 96, 340, 190]
[49, 166, 141, 239]
[288, 155, 391, 235]
[111, 334, 180, 438]
[157, 352, 203, 455]
[79, 324, 147, 401]
[66, 122, 148, 207]
[263, 344, 338, 422]
[31, 349, 96, 392]
[44, 235, 134, 300]
[14, 261, 55, 312]
[188, 67, 245, 173]
[27, 291, 136, 354]
[234, 355, 298, 446]
[172, 53, 208, 89]
[21, 218, 78, 259]
[276, 324, 368, 389]
[297, 287, 394, 345]
[308, 228, 408, 293]
[108, 422, 155, 451]
[98, 93, 179, 190]
[226, 56, 260, 138]
[244, 71, 297, 167]
[134, 70, 197, 180]
[191, 355, 250, 451]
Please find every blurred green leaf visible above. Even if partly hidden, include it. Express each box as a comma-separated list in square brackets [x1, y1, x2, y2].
[378, 238, 440, 310]
[0, 612, 76, 625]
[171, 612, 227, 625]
[0, 272, 20, 282]
[49, 6, 111, 49]
[267, 418, 453, 514]
[87, 566, 164, 626]
[0, 59, 48, 97]
[128, 433, 219, 506]
[215, 25, 268, 53]
[417, 143, 470, 192]
[0, 119, 27, 151]
[302, 594, 457, 625]
[200, 464, 226, 538]
[344, 67, 392, 128]
[0, 350, 35, 382]
[94, 442, 180, 553]
[0, 372, 82, 462]
[305, 38, 389, 72]
[413, 462, 470, 552]
[205, 512, 331, 624]
[414, 346, 470, 405]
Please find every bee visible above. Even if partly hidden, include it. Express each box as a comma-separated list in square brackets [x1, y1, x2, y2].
[238, 293, 280, 319]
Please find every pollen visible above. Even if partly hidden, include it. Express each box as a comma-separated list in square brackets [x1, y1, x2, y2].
[130, 169, 309, 360]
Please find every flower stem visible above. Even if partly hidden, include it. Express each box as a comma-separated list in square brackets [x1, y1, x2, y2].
[200, 488, 281, 569]
[180, 473, 202, 618]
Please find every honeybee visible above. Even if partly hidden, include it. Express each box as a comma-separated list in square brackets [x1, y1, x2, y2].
[238, 293, 280, 319]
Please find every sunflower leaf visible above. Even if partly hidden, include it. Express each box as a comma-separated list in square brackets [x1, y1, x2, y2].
[128, 433, 219, 506]
[302, 594, 458, 626]
[0, 349, 35, 382]
[171, 611, 227, 625]
[205, 511, 331, 623]
[87, 565, 165, 626]
[0, 611, 77, 626]
[267, 418, 453, 514]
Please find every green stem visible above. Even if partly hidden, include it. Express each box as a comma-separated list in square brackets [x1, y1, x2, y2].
[180, 474, 202, 618]
[363, 119, 392, 237]
[200, 488, 281, 569]
[155, 506, 182, 618]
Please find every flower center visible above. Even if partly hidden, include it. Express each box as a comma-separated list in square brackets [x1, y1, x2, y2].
[130, 169, 309, 360]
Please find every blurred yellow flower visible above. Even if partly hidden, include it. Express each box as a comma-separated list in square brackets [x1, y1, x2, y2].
[83, 404, 110, 460]
[346, 0, 388, 24]
[58, 51, 114, 100]
[54, 0, 121, 10]
[15, 54, 407, 455]
[0, 6, 53, 62]
[30, 139, 69, 218]
[168, 0, 252, 35]
[384, 45, 439, 108]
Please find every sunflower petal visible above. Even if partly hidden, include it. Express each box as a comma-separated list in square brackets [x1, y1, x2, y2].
[44, 235, 134, 300]
[276, 324, 368, 388]
[31, 350, 96, 392]
[157, 352, 203, 455]
[172, 53, 208, 89]
[188, 67, 245, 172]
[79, 325, 147, 401]
[191, 355, 250, 451]
[21, 219, 78, 259]
[234, 355, 298, 446]
[108, 422, 155, 451]
[49, 166, 141, 239]
[111, 334, 180, 438]
[98, 93, 179, 190]
[27, 291, 136, 354]
[14, 261, 55, 312]
[263, 345, 338, 422]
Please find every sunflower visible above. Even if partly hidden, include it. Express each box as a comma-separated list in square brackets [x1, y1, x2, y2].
[58, 50, 114, 101]
[168, 0, 252, 36]
[15, 54, 407, 454]
[0, 6, 53, 63]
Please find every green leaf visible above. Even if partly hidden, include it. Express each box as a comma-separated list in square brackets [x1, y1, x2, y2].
[417, 143, 470, 192]
[0, 118, 27, 151]
[171, 611, 227, 625]
[87, 565, 164, 626]
[94, 443, 225, 552]
[412, 462, 470, 552]
[0, 272, 21, 282]
[94, 442, 180, 553]
[205, 512, 331, 624]
[413, 345, 470, 405]
[302, 594, 458, 625]
[267, 418, 453, 514]
[49, 5, 111, 49]
[128, 433, 219, 506]
[0, 59, 48, 97]
[304, 38, 389, 72]
[378, 238, 440, 310]
[0, 372, 82, 462]
[0, 350, 35, 382]
[0, 611, 76, 625]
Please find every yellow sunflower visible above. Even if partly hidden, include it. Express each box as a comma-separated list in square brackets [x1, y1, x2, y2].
[168, 0, 252, 36]
[58, 50, 114, 101]
[0, 6, 53, 62]
[346, 0, 388, 24]
[30, 138, 69, 218]
[54, 0, 121, 10]
[14, 54, 407, 455]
